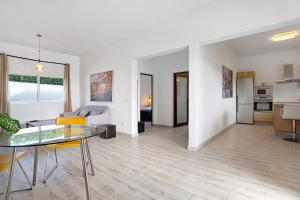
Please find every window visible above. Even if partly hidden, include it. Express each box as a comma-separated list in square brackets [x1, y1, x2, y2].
[9, 75, 38, 101]
[40, 77, 64, 100]
[9, 74, 64, 102]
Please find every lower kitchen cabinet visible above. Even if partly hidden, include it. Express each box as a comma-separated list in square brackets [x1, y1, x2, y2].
[254, 111, 273, 122]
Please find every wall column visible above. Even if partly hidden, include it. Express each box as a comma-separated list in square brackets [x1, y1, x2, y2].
[188, 44, 205, 151]
[130, 60, 139, 136]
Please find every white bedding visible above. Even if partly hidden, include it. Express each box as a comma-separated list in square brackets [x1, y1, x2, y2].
[140, 107, 152, 111]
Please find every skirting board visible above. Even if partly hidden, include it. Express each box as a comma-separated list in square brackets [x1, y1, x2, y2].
[153, 124, 173, 128]
[117, 131, 139, 138]
[187, 123, 236, 152]
[131, 133, 139, 138]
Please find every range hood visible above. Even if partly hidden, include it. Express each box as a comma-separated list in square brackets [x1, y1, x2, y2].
[276, 64, 300, 83]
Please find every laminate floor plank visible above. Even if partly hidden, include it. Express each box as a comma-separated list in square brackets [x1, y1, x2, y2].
[0, 124, 299, 200]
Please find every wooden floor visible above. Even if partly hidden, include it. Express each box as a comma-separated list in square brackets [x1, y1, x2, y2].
[1, 124, 300, 200]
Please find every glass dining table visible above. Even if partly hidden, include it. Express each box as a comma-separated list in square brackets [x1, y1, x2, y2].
[0, 124, 107, 200]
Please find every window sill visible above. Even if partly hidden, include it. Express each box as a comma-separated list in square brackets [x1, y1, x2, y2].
[9, 100, 64, 105]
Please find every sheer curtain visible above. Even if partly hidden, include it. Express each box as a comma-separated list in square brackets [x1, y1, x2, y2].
[64, 64, 72, 112]
[0, 53, 9, 114]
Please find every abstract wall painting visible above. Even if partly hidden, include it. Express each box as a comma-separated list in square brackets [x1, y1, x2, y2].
[222, 66, 233, 98]
[90, 71, 113, 101]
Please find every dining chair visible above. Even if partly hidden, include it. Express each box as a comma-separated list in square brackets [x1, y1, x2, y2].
[43, 116, 95, 183]
[281, 104, 300, 143]
[0, 151, 32, 194]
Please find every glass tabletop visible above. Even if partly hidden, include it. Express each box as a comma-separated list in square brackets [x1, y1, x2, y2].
[0, 124, 107, 147]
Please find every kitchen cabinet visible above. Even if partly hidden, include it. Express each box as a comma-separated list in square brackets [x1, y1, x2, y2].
[254, 111, 273, 122]
[273, 104, 300, 132]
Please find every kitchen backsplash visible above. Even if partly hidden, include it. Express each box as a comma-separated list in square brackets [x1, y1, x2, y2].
[273, 82, 300, 102]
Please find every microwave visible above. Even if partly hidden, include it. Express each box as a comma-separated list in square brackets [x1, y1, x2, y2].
[254, 86, 273, 99]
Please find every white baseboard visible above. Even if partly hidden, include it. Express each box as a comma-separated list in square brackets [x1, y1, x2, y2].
[116, 131, 139, 138]
[187, 144, 204, 151]
[131, 133, 139, 138]
[153, 124, 173, 128]
[187, 123, 236, 152]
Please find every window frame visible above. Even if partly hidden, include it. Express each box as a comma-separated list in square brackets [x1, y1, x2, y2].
[9, 74, 64, 104]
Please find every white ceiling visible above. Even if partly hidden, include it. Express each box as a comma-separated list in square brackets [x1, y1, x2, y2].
[0, 0, 211, 55]
[226, 24, 300, 57]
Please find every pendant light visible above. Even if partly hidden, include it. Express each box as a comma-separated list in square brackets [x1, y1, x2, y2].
[36, 34, 43, 72]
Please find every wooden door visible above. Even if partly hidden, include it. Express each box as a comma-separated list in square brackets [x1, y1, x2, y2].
[174, 72, 189, 127]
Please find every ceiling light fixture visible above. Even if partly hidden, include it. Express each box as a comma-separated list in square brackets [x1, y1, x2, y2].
[36, 34, 43, 72]
[271, 30, 299, 42]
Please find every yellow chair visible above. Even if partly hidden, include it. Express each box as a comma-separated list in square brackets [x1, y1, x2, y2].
[0, 152, 32, 194]
[56, 116, 87, 125]
[43, 116, 95, 183]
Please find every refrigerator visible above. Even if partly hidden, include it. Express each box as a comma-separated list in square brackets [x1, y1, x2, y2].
[237, 77, 254, 124]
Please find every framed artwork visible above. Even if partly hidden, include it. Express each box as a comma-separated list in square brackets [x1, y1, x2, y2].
[90, 71, 113, 101]
[222, 65, 233, 98]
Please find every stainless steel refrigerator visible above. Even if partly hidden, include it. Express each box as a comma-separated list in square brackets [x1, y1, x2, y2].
[237, 77, 254, 124]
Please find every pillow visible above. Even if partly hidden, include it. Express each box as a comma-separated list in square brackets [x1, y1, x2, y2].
[78, 110, 90, 117]
[63, 112, 77, 117]
[89, 110, 103, 116]
[89, 106, 107, 116]
[0, 113, 21, 134]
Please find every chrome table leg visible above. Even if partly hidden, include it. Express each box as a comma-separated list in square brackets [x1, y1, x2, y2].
[17, 161, 32, 188]
[4, 147, 16, 200]
[85, 139, 95, 176]
[80, 139, 91, 200]
[43, 149, 58, 183]
[32, 146, 38, 186]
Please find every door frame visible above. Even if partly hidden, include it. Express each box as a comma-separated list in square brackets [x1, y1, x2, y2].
[174, 71, 189, 127]
[140, 73, 153, 125]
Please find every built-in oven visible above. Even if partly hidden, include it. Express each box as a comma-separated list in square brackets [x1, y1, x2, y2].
[254, 101, 273, 112]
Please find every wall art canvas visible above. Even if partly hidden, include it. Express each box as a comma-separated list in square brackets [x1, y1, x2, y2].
[222, 65, 233, 98]
[90, 71, 113, 101]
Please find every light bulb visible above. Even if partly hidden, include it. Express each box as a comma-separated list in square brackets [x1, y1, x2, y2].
[36, 62, 44, 72]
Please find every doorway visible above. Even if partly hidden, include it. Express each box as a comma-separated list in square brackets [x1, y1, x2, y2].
[140, 73, 153, 126]
[174, 71, 189, 127]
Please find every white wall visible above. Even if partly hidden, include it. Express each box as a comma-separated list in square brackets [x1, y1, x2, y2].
[138, 49, 188, 126]
[188, 42, 238, 150]
[0, 41, 80, 123]
[80, 0, 300, 147]
[238, 49, 300, 102]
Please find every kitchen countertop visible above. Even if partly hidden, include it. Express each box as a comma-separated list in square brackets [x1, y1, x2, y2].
[273, 102, 300, 105]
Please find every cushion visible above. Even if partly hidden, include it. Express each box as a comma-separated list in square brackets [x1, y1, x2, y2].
[0, 113, 21, 135]
[88, 106, 108, 116]
[90, 109, 104, 115]
[27, 119, 56, 127]
[69, 105, 108, 117]
[63, 112, 77, 117]
[78, 110, 90, 117]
